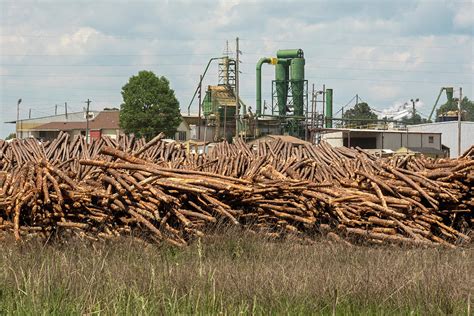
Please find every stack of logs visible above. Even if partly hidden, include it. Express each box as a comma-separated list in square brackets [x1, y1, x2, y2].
[0, 132, 472, 247]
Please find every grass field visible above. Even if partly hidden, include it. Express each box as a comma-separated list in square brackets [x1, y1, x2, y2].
[0, 231, 472, 315]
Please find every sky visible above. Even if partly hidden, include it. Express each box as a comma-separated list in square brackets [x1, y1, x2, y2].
[0, 0, 472, 138]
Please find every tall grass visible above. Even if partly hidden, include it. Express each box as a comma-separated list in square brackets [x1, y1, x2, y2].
[0, 231, 472, 315]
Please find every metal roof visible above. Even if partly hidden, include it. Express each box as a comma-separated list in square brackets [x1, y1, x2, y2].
[4, 111, 99, 124]
[29, 111, 120, 131]
[314, 127, 441, 135]
[248, 134, 310, 145]
[403, 146, 445, 155]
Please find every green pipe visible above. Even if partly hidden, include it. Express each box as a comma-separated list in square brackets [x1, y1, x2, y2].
[325, 88, 333, 128]
[187, 57, 224, 116]
[255, 114, 306, 119]
[256, 57, 272, 116]
[277, 49, 304, 59]
[428, 87, 453, 121]
[445, 87, 454, 106]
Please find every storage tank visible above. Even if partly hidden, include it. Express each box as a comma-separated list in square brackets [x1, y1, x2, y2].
[202, 89, 213, 117]
[275, 60, 289, 116]
[290, 57, 305, 117]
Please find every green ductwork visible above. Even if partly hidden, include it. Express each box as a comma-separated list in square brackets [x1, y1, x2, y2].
[256, 57, 272, 116]
[325, 88, 333, 128]
[275, 60, 289, 115]
[290, 57, 305, 117]
[202, 89, 212, 116]
[277, 49, 304, 59]
[256, 49, 305, 118]
[445, 87, 453, 106]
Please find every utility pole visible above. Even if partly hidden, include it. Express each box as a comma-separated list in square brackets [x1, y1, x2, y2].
[65, 102, 68, 119]
[305, 95, 308, 141]
[322, 84, 326, 127]
[224, 94, 227, 141]
[410, 98, 419, 124]
[314, 91, 319, 129]
[16, 99, 22, 139]
[198, 75, 202, 140]
[341, 107, 344, 127]
[458, 87, 462, 157]
[310, 84, 315, 130]
[235, 36, 240, 138]
[85, 99, 91, 144]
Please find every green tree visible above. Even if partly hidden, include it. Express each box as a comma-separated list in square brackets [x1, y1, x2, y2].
[436, 96, 474, 121]
[401, 113, 429, 125]
[5, 133, 16, 140]
[120, 71, 181, 139]
[342, 102, 378, 127]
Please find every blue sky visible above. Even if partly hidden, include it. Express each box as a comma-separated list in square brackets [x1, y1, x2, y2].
[1, 0, 472, 138]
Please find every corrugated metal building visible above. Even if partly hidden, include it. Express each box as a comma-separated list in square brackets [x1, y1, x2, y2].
[408, 121, 474, 158]
[320, 128, 442, 153]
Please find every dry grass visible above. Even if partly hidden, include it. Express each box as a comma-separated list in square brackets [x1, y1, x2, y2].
[0, 230, 472, 315]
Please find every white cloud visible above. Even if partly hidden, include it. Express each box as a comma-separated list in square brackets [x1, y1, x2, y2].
[214, 0, 242, 27]
[453, 2, 474, 29]
[380, 99, 426, 120]
[47, 27, 100, 55]
[372, 84, 401, 100]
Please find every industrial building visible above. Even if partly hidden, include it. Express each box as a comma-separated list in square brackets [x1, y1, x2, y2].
[318, 128, 445, 157]
[408, 121, 474, 158]
[189, 49, 311, 142]
[7, 109, 123, 141]
[7, 110, 193, 142]
[185, 49, 467, 159]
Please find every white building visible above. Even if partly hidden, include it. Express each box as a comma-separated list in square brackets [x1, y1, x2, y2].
[319, 128, 444, 157]
[408, 121, 474, 158]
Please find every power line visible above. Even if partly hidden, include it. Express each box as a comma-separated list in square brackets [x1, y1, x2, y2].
[240, 38, 456, 49]
[240, 54, 473, 66]
[0, 53, 222, 57]
[0, 34, 462, 50]
[2, 73, 471, 84]
[1, 53, 471, 66]
[334, 95, 357, 116]
[306, 76, 471, 85]
[308, 66, 471, 75]
[0, 73, 210, 77]
[4, 63, 470, 75]
[2, 64, 470, 75]
[0, 63, 205, 67]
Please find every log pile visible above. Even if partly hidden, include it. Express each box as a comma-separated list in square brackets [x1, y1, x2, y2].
[0, 133, 472, 247]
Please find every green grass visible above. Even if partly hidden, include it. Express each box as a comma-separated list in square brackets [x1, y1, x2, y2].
[0, 231, 472, 315]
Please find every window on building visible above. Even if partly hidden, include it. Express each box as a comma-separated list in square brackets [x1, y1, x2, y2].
[428, 136, 434, 144]
[177, 131, 187, 141]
